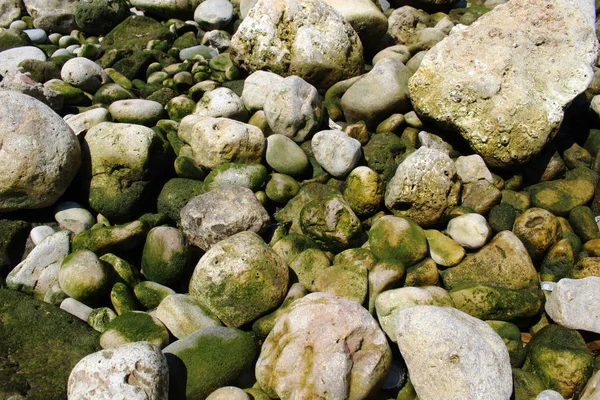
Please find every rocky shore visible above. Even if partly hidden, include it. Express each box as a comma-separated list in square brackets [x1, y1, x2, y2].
[0, 0, 599, 399]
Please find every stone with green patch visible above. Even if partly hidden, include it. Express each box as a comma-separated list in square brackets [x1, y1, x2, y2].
[425, 229, 465, 267]
[265, 173, 300, 204]
[134, 280, 176, 310]
[526, 179, 595, 217]
[157, 178, 205, 224]
[204, 163, 269, 192]
[265, 134, 310, 177]
[343, 166, 383, 217]
[288, 248, 331, 291]
[252, 283, 307, 338]
[486, 320, 526, 368]
[569, 205, 600, 243]
[155, 293, 222, 339]
[87, 307, 117, 333]
[512, 207, 562, 262]
[312, 261, 368, 305]
[100, 15, 174, 54]
[540, 239, 574, 282]
[368, 215, 428, 267]
[141, 226, 193, 286]
[110, 281, 138, 315]
[59, 249, 113, 306]
[100, 310, 170, 349]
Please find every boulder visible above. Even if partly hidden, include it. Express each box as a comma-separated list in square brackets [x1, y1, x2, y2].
[322, 0, 388, 49]
[22, 0, 78, 33]
[408, 0, 598, 167]
[74, 0, 130, 36]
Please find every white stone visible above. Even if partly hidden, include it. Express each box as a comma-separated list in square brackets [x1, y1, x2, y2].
[155, 293, 222, 339]
[241, 70, 284, 112]
[129, 0, 201, 18]
[193, 0, 233, 30]
[30, 225, 56, 245]
[108, 99, 165, 126]
[0, 46, 46, 76]
[580, 370, 600, 400]
[395, 305, 512, 400]
[61, 57, 109, 93]
[65, 107, 111, 136]
[194, 87, 248, 121]
[68, 342, 169, 400]
[455, 154, 494, 183]
[206, 387, 250, 400]
[311, 130, 362, 178]
[446, 213, 492, 250]
[545, 277, 600, 334]
[55, 201, 95, 234]
[536, 390, 566, 400]
[60, 297, 93, 321]
[0, 0, 23, 28]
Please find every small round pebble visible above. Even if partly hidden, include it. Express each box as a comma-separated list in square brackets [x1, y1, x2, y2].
[61, 57, 109, 93]
[194, 0, 234, 30]
[24, 28, 48, 44]
[108, 99, 165, 126]
[206, 386, 250, 400]
[30, 225, 56, 246]
[55, 201, 95, 234]
[446, 213, 492, 250]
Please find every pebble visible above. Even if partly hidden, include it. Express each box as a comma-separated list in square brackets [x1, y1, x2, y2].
[311, 130, 362, 178]
[446, 213, 492, 250]
[108, 99, 165, 126]
[194, 0, 234, 30]
[545, 277, 600, 334]
[23, 28, 47, 43]
[30, 225, 56, 245]
[61, 57, 109, 93]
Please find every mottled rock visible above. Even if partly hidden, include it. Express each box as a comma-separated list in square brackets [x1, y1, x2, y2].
[545, 277, 600, 334]
[446, 213, 492, 250]
[312, 130, 362, 178]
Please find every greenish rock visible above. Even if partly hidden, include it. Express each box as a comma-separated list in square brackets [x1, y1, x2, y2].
[288, 248, 331, 291]
[134, 280, 175, 310]
[333, 248, 376, 268]
[189, 231, 289, 328]
[486, 321, 526, 368]
[44, 78, 87, 105]
[204, 163, 269, 191]
[585, 129, 600, 156]
[59, 249, 113, 306]
[141, 226, 193, 286]
[101, 15, 174, 54]
[265, 134, 310, 177]
[157, 178, 205, 223]
[523, 324, 593, 398]
[75, 0, 130, 35]
[78, 43, 102, 60]
[0, 289, 100, 400]
[343, 166, 383, 217]
[18, 59, 61, 83]
[558, 216, 583, 254]
[488, 204, 519, 233]
[442, 230, 538, 291]
[424, 229, 465, 267]
[99, 253, 140, 287]
[179, 45, 218, 61]
[72, 219, 150, 256]
[569, 205, 600, 242]
[164, 326, 258, 400]
[512, 207, 562, 262]
[87, 307, 118, 333]
[367, 260, 405, 314]
[92, 83, 136, 104]
[363, 132, 406, 183]
[252, 283, 307, 338]
[565, 165, 599, 186]
[563, 143, 592, 169]
[265, 173, 300, 203]
[110, 281, 139, 315]
[540, 239, 574, 282]
[323, 76, 361, 122]
[299, 194, 362, 253]
[245, 388, 272, 400]
[450, 284, 544, 321]
[155, 294, 222, 339]
[0, 219, 30, 275]
[274, 183, 339, 232]
[0, 28, 32, 52]
[165, 95, 196, 121]
[368, 215, 428, 267]
[312, 261, 368, 305]
[299, 140, 332, 185]
[112, 50, 156, 80]
[172, 31, 198, 49]
[512, 368, 546, 400]
[104, 67, 132, 89]
[271, 234, 318, 265]
[526, 179, 595, 216]
[100, 310, 169, 348]
[376, 113, 406, 134]
[174, 155, 207, 180]
[570, 256, 600, 279]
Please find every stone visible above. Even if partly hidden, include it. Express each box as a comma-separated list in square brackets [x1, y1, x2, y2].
[485, 320, 526, 368]
[424, 229, 465, 267]
[75, 0, 130, 36]
[368, 215, 428, 267]
[341, 58, 412, 129]
[455, 154, 494, 183]
[0, 91, 80, 211]
[256, 292, 392, 400]
[204, 163, 268, 191]
[134, 281, 175, 310]
[264, 75, 323, 142]
[541, 239, 574, 282]
[194, 0, 233, 30]
[230, 0, 364, 92]
[155, 293, 222, 339]
[311, 130, 362, 178]
[194, 87, 248, 122]
[54, 201, 95, 234]
[0, 28, 31, 52]
[385, 147, 457, 227]
[59, 249, 113, 306]
[61, 56, 109, 93]
[72, 219, 150, 256]
[141, 226, 193, 286]
[363, 132, 405, 182]
[108, 99, 166, 126]
[178, 115, 265, 170]
[536, 390, 566, 400]
[343, 166, 383, 217]
[207, 387, 250, 400]
[241, 70, 284, 112]
[395, 305, 513, 400]
[0, 70, 63, 111]
[545, 277, 600, 334]
[180, 185, 270, 251]
[265, 173, 300, 203]
[189, 231, 288, 327]
[163, 326, 257, 400]
[130, 0, 201, 19]
[375, 286, 453, 342]
[265, 134, 310, 177]
[30, 225, 55, 245]
[0, 289, 100, 400]
[60, 297, 93, 321]
[513, 207, 562, 262]
[387, 6, 430, 45]
[0, 0, 22, 28]
[312, 261, 368, 305]
[322, 0, 388, 49]
[157, 178, 205, 224]
[68, 342, 169, 400]
[22, 0, 78, 33]
[446, 213, 492, 250]
[100, 311, 170, 349]
[408, 0, 598, 167]
[100, 16, 174, 54]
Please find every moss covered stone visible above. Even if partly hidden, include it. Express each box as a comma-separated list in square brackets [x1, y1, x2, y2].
[58, 249, 113, 306]
[100, 310, 170, 349]
[204, 163, 269, 192]
[141, 226, 193, 286]
[75, 0, 130, 36]
[18, 59, 61, 83]
[486, 321, 526, 368]
[87, 307, 117, 333]
[368, 215, 427, 267]
[92, 83, 136, 104]
[512, 368, 545, 400]
[424, 229, 465, 267]
[252, 283, 307, 338]
[134, 280, 175, 310]
[526, 179, 595, 216]
[288, 248, 331, 291]
[99, 253, 140, 287]
[271, 234, 318, 264]
[110, 281, 138, 315]
[343, 166, 383, 217]
[0, 219, 30, 275]
[540, 239, 574, 282]
[265, 173, 301, 203]
[512, 207, 562, 263]
[312, 261, 368, 305]
[72, 219, 149, 256]
[0, 289, 100, 400]
[0, 29, 32, 52]
[404, 258, 440, 287]
[363, 132, 406, 183]
[488, 203, 519, 233]
[569, 205, 600, 242]
[157, 178, 205, 223]
[101, 15, 174, 54]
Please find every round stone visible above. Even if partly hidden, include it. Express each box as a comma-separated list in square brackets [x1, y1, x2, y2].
[446, 213, 492, 250]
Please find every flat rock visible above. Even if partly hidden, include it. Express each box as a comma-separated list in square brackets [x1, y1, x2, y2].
[527, 178, 595, 216]
[408, 0, 598, 167]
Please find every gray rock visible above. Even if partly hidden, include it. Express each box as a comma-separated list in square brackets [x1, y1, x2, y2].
[372, 45, 411, 65]
[54, 201, 94, 234]
[60, 297, 93, 321]
[0, 0, 23, 28]
[22, 0, 78, 33]
[155, 293, 222, 339]
[322, 0, 388, 49]
[130, 0, 201, 19]
[0, 45, 46, 76]
[0, 91, 81, 211]
[341, 57, 412, 129]
[545, 277, 600, 334]
[311, 130, 362, 178]
[64, 107, 111, 136]
[395, 305, 512, 400]
[230, 0, 364, 92]
[241, 70, 284, 112]
[194, 87, 248, 122]
[0, 70, 64, 111]
[194, 0, 233, 30]
[264, 75, 323, 142]
[387, 6, 430, 45]
[189, 231, 288, 327]
[455, 154, 493, 183]
[61, 56, 109, 93]
[385, 146, 457, 227]
[68, 342, 169, 400]
[178, 116, 265, 170]
[408, 0, 598, 167]
[265, 134, 309, 177]
[256, 292, 392, 400]
[180, 185, 270, 251]
[108, 99, 165, 126]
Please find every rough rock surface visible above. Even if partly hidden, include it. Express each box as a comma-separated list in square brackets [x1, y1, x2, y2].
[408, 0, 598, 167]
[545, 277, 600, 334]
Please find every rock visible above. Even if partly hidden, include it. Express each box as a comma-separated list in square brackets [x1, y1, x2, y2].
[130, 0, 201, 19]
[256, 292, 392, 400]
[0, 289, 100, 400]
[60, 297, 93, 321]
[101, 15, 174, 54]
[68, 342, 168, 400]
[265, 134, 310, 177]
[513, 207, 562, 262]
[385, 147, 457, 227]
[29, 225, 55, 246]
[460, 180, 502, 215]
[363, 132, 405, 182]
[0, 70, 63, 111]
[312, 261, 368, 305]
[0, 91, 81, 211]
[0, 46, 46, 77]
[311, 130, 362, 178]
[485, 320, 526, 368]
[322, 0, 388, 49]
[0, 28, 31, 52]
[524, 324, 593, 398]
[155, 294, 222, 339]
[54, 201, 95, 234]
[446, 213, 492, 250]
[536, 390, 566, 400]
[59, 249, 113, 306]
[61, 56, 109, 94]
[343, 166, 383, 217]
[164, 326, 257, 400]
[0, 0, 22, 28]
[141, 226, 193, 286]
[368, 215, 428, 266]
[72, 219, 150, 256]
[82, 122, 169, 222]
[194, 0, 233, 30]
[189, 231, 288, 327]
[178, 115, 265, 170]
[194, 87, 248, 122]
[341, 58, 412, 129]
[455, 154, 493, 184]
[424, 229, 465, 267]
[408, 0, 598, 167]
[204, 163, 268, 191]
[395, 305, 512, 400]
[527, 179, 595, 216]
[157, 178, 205, 223]
[100, 311, 170, 349]
[580, 370, 600, 400]
[207, 387, 250, 400]
[22, 0, 78, 33]
[134, 281, 175, 310]
[441, 230, 538, 291]
[387, 6, 430, 45]
[265, 173, 300, 203]
[241, 70, 284, 112]
[108, 99, 166, 126]
[545, 277, 600, 334]
[264, 75, 323, 143]
[230, 0, 364, 92]
[180, 185, 270, 251]
[375, 286, 453, 342]
[75, 0, 130, 35]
